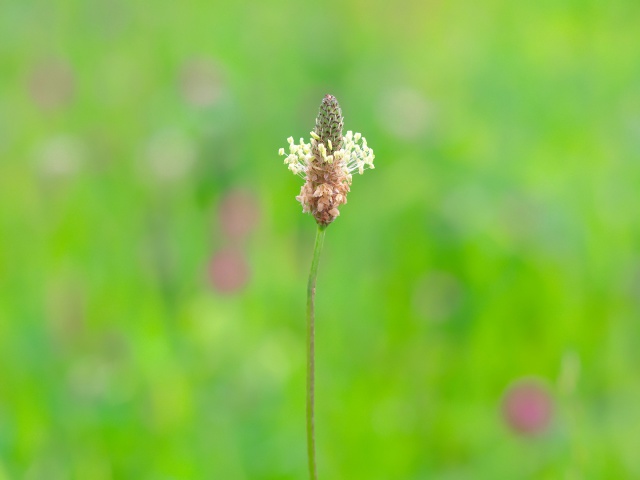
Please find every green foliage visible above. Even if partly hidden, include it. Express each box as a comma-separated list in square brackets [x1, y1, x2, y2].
[1, 0, 640, 478]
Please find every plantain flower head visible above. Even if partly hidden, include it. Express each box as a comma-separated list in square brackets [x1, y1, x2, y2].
[279, 94, 375, 226]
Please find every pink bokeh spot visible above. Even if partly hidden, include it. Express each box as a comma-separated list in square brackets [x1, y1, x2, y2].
[218, 189, 260, 241]
[179, 58, 224, 108]
[208, 248, 249, 294]
[28, 59, 75, 111]
[502, 378, 553, 436]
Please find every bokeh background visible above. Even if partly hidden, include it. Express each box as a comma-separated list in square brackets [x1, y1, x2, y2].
[1, 1, 640, 478]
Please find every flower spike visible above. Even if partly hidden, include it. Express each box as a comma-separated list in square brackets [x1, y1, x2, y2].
[279, 94, 375, 226]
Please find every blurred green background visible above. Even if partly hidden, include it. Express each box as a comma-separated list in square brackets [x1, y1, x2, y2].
[1, 0, 640, 478]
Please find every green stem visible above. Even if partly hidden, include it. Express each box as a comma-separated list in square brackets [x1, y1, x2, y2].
[306, 224, 326, 480]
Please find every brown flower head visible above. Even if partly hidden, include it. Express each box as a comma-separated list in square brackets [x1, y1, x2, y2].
[279, 94, 375, 226]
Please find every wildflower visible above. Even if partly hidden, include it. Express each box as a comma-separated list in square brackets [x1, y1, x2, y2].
[279, 94, 377, 480]
[278, 94, 375, 226]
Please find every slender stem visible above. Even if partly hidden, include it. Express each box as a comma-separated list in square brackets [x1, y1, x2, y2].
[306, 224, 326, 480]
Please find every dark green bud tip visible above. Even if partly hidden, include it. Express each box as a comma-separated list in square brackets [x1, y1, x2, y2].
[314, 94, 344, 151]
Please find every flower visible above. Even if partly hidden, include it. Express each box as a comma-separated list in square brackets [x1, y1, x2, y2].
[279, 94, 375, 226]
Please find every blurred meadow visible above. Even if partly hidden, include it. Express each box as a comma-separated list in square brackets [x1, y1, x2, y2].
[1, 0, 640, 478]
